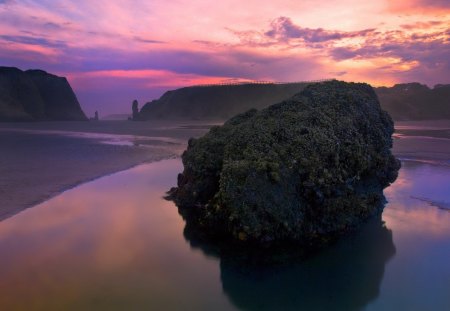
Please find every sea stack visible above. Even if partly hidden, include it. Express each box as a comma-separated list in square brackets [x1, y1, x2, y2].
[132, 99, 139, 121]
[169, 80, 401, 247]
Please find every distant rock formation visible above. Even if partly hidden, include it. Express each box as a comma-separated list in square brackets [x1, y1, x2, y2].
[168, 81, 400, 247]
[136, 81, 450, 121]
[0, 67, 87, 121]
[131, 99, 139, 121]
[138, 83, 311, 120]
[375, 83, 450, 120]
[90, 111, 99, 121]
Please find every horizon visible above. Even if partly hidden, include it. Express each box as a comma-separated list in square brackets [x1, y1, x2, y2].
[1, 0, 449, 116]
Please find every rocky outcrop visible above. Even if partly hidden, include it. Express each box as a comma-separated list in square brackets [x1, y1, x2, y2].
[89, 111, 99, 121]
[169, 81, 400, 247]
[0, 67, 87, 121]
[132, 99, 139, 121]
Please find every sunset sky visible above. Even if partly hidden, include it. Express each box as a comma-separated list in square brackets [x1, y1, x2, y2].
[0, 0, 449, 116]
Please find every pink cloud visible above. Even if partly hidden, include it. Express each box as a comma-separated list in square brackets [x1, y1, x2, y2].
[66, 69, 251, 90]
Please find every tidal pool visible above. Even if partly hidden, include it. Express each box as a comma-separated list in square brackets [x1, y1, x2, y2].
[0, 159, 448, 310]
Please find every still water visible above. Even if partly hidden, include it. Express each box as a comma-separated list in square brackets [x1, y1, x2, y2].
[0, 159, 448, 310]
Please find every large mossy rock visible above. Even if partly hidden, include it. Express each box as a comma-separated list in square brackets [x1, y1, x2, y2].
[169, 81, 400, 246]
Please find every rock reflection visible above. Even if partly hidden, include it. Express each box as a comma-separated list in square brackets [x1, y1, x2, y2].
[182, 214, 396, 311]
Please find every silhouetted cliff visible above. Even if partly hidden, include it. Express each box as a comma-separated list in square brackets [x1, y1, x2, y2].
[137, 82, 450, 121]
[138, 83, 310, 120]
[375, 83, 450, 120]
[0, 67, 87, 121]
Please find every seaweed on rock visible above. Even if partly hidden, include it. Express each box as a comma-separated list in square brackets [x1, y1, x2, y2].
[168, 80, 400, 247]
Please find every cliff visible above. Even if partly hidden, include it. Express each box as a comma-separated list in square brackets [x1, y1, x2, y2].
[137, 82, 450, 121]
[138, 83, 310, 120]
[168, 81, 400, 247]
[375, 83, 450, 120]
[0, 67, 87, 121]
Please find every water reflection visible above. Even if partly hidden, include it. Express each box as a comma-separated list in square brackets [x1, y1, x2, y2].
[177, 156, 450, 310]
[0, 160, 234, 310]
[383, 161, 450, 237]
[0, 157, 448, 310]
[182, 212, 395, 311]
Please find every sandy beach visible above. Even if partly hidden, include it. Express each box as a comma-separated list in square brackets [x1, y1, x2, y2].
[0, 120, 214, 220]
[0, 119, 448, 221]
[393, 120, 450, 166]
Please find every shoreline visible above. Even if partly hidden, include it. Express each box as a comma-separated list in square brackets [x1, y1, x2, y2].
[0, 154, 178, 222]
[0, 121, 211, 221]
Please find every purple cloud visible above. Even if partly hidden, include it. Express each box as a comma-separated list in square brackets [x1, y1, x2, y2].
[404, 0, 450, 9]
[329, 71, 347, 77]
[400, 20, 443, 30]
[330, 36, 450, 67]
[265, 17, 375, 43]
[0, 35, 67, 48]
[133, 37, 166, 44]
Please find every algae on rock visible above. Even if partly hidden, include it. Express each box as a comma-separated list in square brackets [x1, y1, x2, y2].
[169, 81, 400, 246]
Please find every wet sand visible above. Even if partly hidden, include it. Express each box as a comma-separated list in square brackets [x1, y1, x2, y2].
[393, 120, 450, 166]
[0, 120, 213, 220]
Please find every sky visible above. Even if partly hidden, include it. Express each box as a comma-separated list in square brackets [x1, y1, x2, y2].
[0, 0, 449, 116]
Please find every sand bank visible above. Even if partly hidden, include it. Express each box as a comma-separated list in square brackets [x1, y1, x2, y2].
[0, 120, 211, 220]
